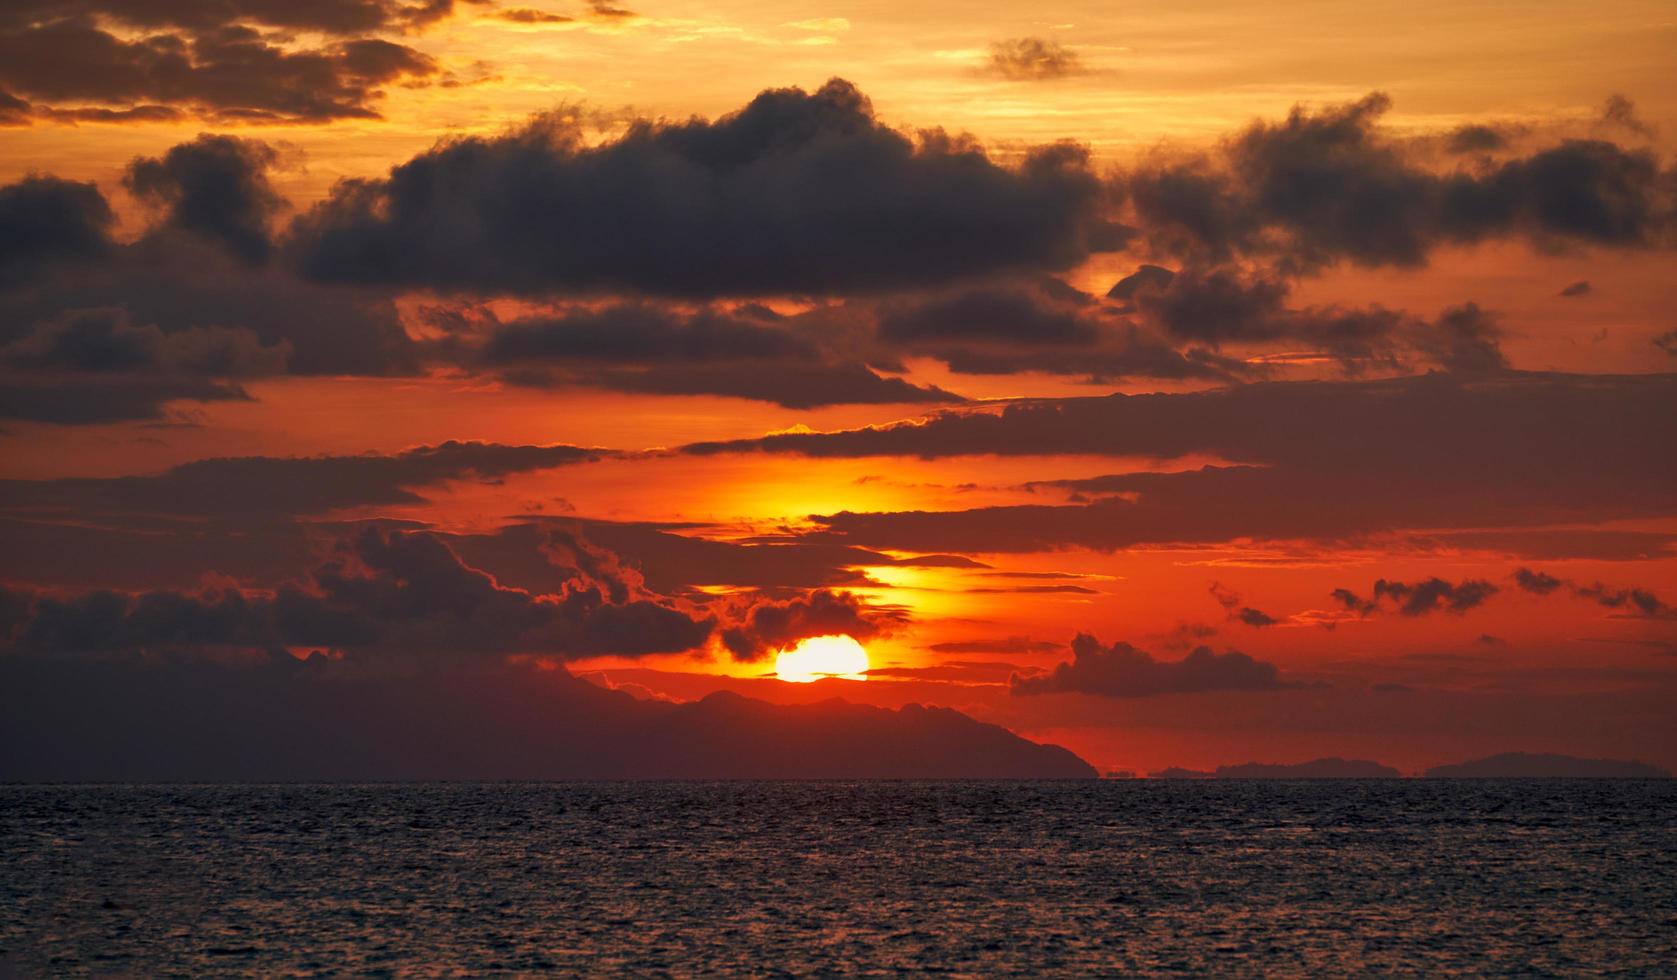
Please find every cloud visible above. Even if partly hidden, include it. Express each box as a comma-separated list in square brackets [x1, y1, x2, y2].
[289, 79, 1113, 297]
[872, 281, 1239, 382]
[1512, 567, 1673, 619]
[1209, 583, 1278, 627]
[3, 525, 713, 661]
[684, 373, 1677, 554]
[1010, 633, 1288, 697]
[1124, 92, 1677, 273]
[2, 307, 287, 378]
[0, 303, 283, 421]
[1558, 280, 1592, 297]
[984, 38, 1085, 81]
[0, 176, 114, 284]
[926, 637, 1064, 656]
[0, 164, 418, 391]
[0, 17, 440, 123]
[1445, 124, 1513, 155]
[0, 440, 604, 521]
[124, 135, 286, 264]
[490, 7, 573, 23]
[1371, 577, 1499, 616]
[0, 1, 463, 35]
[1512, 567, 1566, 595]
[478, 303, 961, 407]
[717, 588, 903, 661]
[1597, 94, 1654, 139]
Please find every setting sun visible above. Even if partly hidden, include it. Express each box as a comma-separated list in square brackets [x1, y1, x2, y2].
[774, 635, 871, 683]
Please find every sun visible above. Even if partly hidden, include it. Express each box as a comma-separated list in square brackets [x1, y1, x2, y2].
[774, 634, 870, 683]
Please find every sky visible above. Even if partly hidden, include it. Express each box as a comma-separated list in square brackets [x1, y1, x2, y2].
[0, 0, 1674, 776]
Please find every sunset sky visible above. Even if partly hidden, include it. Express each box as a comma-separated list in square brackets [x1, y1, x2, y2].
[1, 0, 1673, 775]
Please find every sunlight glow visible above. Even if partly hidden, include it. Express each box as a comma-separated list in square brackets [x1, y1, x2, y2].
[774, 634, 870, 683]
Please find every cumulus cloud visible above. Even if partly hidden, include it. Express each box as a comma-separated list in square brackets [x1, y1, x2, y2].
[125, 135, 287, 264]
[0, 176, 114, 283]
[1010, 633, 1289, 697]
[1124, 92, 1677, 273]
[289, 79, 1113, 297]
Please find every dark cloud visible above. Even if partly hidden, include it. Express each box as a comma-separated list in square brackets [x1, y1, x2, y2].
[289, 78, 1112, 297]
[984, 38, 1085, 81]
[1558, 279, 1592, 297]
[0, 176, 114, 283]
[1125, 92, 1676, 273]
[125, 135, 286, 264]
[1010, 633, 1288, 697]
[2, 307, 288, 378]
[549, 359, 962, 408]
[0, 440, 603, 522]
[0, 229, 419, 383]
[871, 281, 1239, 382]
[718, 588, 902, 661]
[0, 375, 250, 423]
[1373, 577, 1499, 616]
[2, 525, 712, 662]
[1210, 583, 1278, 627]
[1330, 577, 1498, 617]
[1574, 581, 1671, 618]
[1655, 331, 1677, 357]
[1512, 567, 1566, 595]
[0, 17, 439, 123]
[0, 1, 462, 35]
[1407, 302, 1508, 374]
[0, 303, 283, 422]
[926, 637, 1064, 656]
[1118, 266, 1509, 373]
[879, 286, 1099, 347]
[1105, 263, 1175, 304]
[1445, 124, 1512, 155]
[689, 373, 1676, 554]
[492, 7, 573, 23]
[478, 303, 962, 406]
[1512, 567, 1673, 619]
[1597, 94, 1654, 139]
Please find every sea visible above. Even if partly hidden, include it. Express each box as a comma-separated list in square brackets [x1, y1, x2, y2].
[2, 780, 1673, 975]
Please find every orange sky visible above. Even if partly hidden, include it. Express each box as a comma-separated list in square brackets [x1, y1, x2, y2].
[1, 0, 1673, 775]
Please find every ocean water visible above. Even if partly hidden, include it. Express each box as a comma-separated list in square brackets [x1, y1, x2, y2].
[2, 780, 1673, 975]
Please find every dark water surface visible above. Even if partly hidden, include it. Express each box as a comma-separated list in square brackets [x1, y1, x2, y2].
[2, 780, 1673, 975]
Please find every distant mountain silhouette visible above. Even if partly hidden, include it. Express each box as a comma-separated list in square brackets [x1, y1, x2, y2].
[1150, 758, 1400, 779]
[0, 658, 1096, 781]
[1424, 752, 1671, 779]
[1215, 758, 1403, 779]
